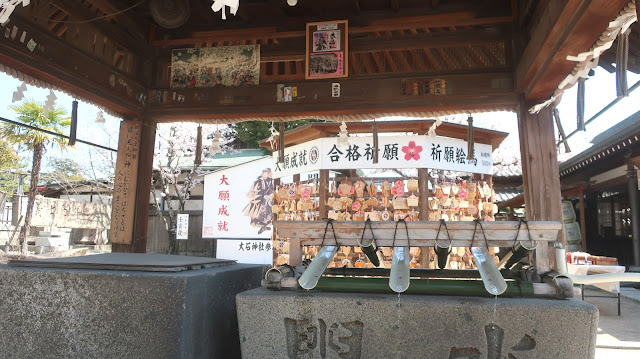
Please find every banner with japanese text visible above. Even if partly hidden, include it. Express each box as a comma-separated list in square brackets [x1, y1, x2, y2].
[216, 239, 273, 265]
[272, 135, 493, 178]
[202, 157, 273, 239]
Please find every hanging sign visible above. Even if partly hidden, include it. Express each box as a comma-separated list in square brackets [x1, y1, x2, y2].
[202, 157, 273, 239]
[110, 120, 141, 244]
[272, 135, 493, 178]
[216, 239, 273, 265]
[176, 213, 189, 240]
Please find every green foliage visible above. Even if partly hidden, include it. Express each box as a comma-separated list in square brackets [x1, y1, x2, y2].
[1, 100, 70, 151]
[226, 119, 323, 151]
[0, 139, 25, 194]
[41, 157, 86, 185]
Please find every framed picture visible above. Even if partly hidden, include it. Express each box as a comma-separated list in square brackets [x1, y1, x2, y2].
[306, 20, 348, 79]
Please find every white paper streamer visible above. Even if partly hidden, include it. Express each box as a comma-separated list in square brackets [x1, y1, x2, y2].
[11, 81, 26, 103]
[337, 121, 349, 146]
[0, 0, 30, 24]
[211, 0, 239, 20]
[43, 89, 56, 117]
[529, 1, 638, 114]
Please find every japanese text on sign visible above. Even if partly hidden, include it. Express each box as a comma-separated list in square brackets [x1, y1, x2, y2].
[110, 120, 141, 244]
[272, 135, 493, 178]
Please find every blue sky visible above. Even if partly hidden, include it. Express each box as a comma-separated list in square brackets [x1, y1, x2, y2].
[0, 66, 639, 178]
[0, 74, 121, 176]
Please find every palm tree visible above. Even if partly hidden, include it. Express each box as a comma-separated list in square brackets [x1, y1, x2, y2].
[1, 100, 69, 254]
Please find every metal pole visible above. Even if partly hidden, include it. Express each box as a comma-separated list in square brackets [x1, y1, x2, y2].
[627, 161, 640, 267]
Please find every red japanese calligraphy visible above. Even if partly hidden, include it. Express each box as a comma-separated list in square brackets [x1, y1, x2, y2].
[220, 174, 230, 185]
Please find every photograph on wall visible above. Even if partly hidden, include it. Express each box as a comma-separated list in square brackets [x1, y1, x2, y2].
[306, 20, 348, 79]
[312, 30, 340, 52]
[309, 52, 344, 77]
[170, 45, 260, 89]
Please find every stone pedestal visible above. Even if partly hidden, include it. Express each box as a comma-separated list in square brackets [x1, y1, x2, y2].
[237, 288, 598, 359]
[0, 263, 267, 359]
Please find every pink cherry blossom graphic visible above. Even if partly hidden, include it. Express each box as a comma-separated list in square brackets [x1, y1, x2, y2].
[401, 141, 423, 161]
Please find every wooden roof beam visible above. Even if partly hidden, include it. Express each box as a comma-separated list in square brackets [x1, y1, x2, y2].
[50, 0, 152, 57]
[0, 16, 145, 117]
[353, 11, 515, 34]
[408, 49, 426, 71]
[144, 72, 517, 122]
[83, 0, 148, 41]
[383, 51, 397, 72]
[516, 0, 629, 100]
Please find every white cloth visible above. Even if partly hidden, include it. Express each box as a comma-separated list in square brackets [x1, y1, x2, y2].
[567, 263, 626, 293]
[211, 0, 239, 20]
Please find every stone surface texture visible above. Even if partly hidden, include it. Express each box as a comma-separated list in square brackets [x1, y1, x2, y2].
[237, 287, 598, 359]
[0, 263, 267, 359]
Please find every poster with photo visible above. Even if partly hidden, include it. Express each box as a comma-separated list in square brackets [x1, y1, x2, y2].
[306, 20, 348, 79]
[312, 30, 340, 52]
[309, 52, 344, 77]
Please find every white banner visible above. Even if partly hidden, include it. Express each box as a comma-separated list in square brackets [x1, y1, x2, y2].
[216, 239, 273, 265]
[202, 157, 273, 239]
[176, 213, 189, 240]
[272, 135, 493, 178]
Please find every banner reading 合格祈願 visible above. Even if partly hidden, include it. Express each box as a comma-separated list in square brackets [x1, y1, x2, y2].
[271, 135, 493, 178]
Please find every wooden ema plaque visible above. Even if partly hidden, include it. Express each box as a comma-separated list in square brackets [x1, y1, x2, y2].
[110, 120, 142, 244]
[305, 20, 348, 79]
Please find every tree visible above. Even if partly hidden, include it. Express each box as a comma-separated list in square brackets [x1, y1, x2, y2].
[1, 100, 70, 254]
[225, 119, 323, 152]
[0, 138, 25, 194]
[152, 124, 215, 254]
[41, 158, 86, 184]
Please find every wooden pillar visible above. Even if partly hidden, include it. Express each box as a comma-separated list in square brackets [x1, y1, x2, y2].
[578, 188, 587, 252]
[418, 168, 431, 268]
[318, 169, 329, 219]
[518, 101, 563, 272]
[111, 117, 156, 253]
[627, 162, 640, 267]
[418, 168, 429, 220]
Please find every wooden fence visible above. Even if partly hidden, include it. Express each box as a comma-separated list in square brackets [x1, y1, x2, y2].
[147, 212, 212, 257]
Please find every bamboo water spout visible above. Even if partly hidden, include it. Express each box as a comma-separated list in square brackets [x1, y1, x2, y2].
[389, 219, 412, 293]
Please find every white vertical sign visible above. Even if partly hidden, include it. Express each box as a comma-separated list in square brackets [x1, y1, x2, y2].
[216, 239, 273, 264]
[176, 213, 189, 240]
[202, 157, 274, 239]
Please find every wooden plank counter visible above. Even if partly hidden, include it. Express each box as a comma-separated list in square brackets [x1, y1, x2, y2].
[276, 220, 563, 268]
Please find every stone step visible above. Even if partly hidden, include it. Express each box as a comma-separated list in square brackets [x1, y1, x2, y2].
[35, 237, 70, 247]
